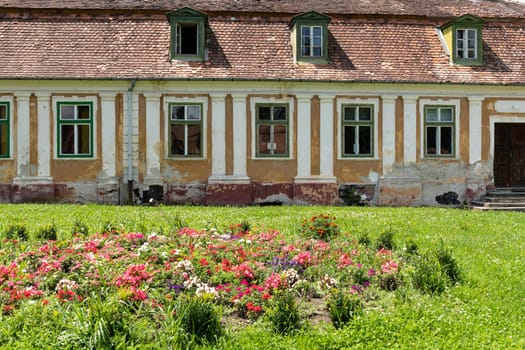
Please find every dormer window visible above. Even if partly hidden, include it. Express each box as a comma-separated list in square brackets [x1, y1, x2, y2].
[290, 11, 331, 64]
[439, 14, 484, 66]
[456, 28, 477, 60]
[167, 7, 207, 61]
[301, 25, 323, 57]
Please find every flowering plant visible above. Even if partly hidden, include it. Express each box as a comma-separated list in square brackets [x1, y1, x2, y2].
[301, 214, 340, 241]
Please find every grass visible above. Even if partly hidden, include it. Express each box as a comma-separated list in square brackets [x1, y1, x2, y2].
[1, 204, 524, 349]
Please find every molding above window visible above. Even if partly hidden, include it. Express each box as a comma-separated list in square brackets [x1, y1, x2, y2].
[167, 7, 208, 62]
[439, 14, 484, 66]
[290, 11, 331, 64]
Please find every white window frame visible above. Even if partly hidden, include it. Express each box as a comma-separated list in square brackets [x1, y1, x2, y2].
[250, 96, 294, 160]
[337, 97, 379, 160]
[419, 99, 460, 159]
[301, 25, 323, 57]
[455, 28, 477, 60]
[52, 95, 98, 159]
[164, 96, 208, 159]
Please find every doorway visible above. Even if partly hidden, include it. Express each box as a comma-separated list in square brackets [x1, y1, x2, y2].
[494, 123, 525, 187]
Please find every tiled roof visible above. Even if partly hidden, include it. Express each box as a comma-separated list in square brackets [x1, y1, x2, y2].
[1, 6, 525, 84]
[1, 0, 525, 18]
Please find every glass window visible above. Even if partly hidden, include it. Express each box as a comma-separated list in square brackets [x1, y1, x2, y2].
[301, 25, 323, 57]
[425, 106, 455, 157]
[169, 104, 202, 157]
[57, 102, 93, 157]
[256, 104, 289, 157]
[0, 103, 9, 158]
[342, 105, 373, 157]
[456, 29, 477, 60]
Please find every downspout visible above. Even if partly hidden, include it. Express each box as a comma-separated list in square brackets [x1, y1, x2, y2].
[127, 79, 136, 204]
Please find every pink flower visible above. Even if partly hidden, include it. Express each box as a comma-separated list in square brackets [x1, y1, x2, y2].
[293, 251, 313, 266]
[337, 253, 353, 268]
[381, 259, 399, 274]
[232, 262, 255, 280]
[264, 272, 283, 290]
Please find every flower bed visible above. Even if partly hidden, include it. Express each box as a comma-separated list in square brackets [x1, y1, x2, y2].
[0, 214, 460, 347]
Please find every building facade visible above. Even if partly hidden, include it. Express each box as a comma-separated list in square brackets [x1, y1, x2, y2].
[1, 0, 525, 205]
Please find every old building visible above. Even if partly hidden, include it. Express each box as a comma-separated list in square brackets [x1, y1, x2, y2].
[1, 0, 525, 205]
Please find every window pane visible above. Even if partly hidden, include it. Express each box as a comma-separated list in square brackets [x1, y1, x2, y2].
[178, 23, 198, 55]
[186, 105, 201, 120]
[426, 127, 437, 154]
[344, 106, 356, 121]
[302, 26, 311, 56]
[77, 124, 91, 154]
[312, 47, 322, 56]
[273, 125, 287, 154]
[0, 124, 7, 156]
[426, 108, 438, 122]
[440, 108, 453, 122]
[170, 124, 185, 155]
[344, 125, 356, 155]
[61, 105, 75, 120]
[77, 105, 90, 120]
[457, 30, 464, 40]
[0, 105, 6, 120]
[273, 106, 286, 121]
[61, 124, 75, 154]
[358, 126, 371, 155]
[187, 124, 201, 155]
[258, 125, 271, 154]
[258, 106, 271, 121]
[171, 106, 185, 120]
[440, 126, 453, 154]
[358, 107, 372, 121]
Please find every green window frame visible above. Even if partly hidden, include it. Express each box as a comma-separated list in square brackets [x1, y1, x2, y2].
[290, 11, 330, 64]
[424, 106, 455, 157]
[256, 104, 289, 158]
[0, 102, 10, 158]
[440, 14, 483, 66]
[167, 8, 207, 61]
[169, 103, 203, 157]
[341, 105, 374, 157]
[56, 102, 94, 158]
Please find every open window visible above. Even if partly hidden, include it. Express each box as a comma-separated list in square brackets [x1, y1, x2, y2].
[167, 7, 207, 61]
[439, 14, 484, 66]
[290, 11, 331, 64]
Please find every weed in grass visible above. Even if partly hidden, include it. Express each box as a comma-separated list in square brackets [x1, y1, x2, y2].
[4, 223, 28, 241]
[435, 241, 461, 284]
[327, 289, 363, 329]
[358, 232, 372, 247]
[411, 253, 447, 294]
[36, 223, 57, 241]
[375, 230, 395, 251]
[175, 294, 223, 345]
[266, 290, 301, 334]
[72, 220, 89, 236]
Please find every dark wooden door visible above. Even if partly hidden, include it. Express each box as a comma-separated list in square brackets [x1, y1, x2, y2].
[494, 123, 525, 187]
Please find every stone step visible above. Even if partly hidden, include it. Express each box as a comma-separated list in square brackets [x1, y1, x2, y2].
[472, 205, 525, 211]
[472, 200, 525, 208]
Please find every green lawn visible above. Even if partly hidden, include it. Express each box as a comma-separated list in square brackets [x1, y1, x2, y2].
[0, 204, 524, 349]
